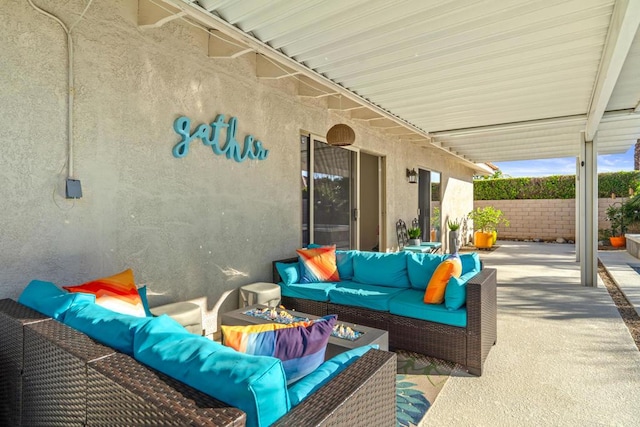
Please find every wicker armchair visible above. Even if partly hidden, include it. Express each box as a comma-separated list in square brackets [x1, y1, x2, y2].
[0, 299, 396, 426]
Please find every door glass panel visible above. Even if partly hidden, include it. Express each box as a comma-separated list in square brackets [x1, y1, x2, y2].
[431, 172, 441, 242]
[313, 140, 351, 249]
[301, 136, 310, 247]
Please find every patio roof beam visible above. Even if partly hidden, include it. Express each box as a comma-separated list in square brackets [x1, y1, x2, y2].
[138, 0, 185, 29]
[208, 30, 253, 59]
[584, 0, 640, 141]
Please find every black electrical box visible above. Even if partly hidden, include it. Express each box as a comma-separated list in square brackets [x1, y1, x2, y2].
[66, 179, 82, 199]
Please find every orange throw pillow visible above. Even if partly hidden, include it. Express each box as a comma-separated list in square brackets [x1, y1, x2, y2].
[63, 269, 147, 317]
[424, 257, 462, 304]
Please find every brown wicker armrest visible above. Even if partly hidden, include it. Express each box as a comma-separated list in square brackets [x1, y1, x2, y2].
[465, 267, 497, 376]
[272, 257, 299, 283]
[272, 349, 397, 427]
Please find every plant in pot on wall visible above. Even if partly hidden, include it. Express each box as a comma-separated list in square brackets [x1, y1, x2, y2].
[407, 227, 422, 246]
[447, 218, 461, 254]
[468, 207, 509, 249]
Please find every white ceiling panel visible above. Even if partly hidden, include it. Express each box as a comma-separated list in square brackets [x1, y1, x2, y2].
[170, 0, 640, 165]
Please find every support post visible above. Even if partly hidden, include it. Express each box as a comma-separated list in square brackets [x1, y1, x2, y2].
[575, 157, 580, 262]
[579, 132, 598, 286]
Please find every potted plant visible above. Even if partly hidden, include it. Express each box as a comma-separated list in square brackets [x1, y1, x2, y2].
[468, 207, 509, 249]
[606, 203, 627, 247]
[407, 227, 422, 246]
[447, 218, 461, 254]
[430, 207, 440, 241]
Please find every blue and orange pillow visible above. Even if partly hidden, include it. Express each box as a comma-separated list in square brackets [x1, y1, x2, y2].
[221, 315, 337, 384]
[424, 254, 462, 304]
[296, 246, 340, 283]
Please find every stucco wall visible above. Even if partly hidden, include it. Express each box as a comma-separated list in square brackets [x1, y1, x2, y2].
[1, 0, 475, 334]
[474, 199, 620, 241]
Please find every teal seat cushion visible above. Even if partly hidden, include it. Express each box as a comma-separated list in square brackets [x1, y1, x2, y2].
[18, 280, 95, 321]
[64, 302, 154, 355]
[389, 289, 467, 327]
[460, 253, 481, 275]
[279, 281, 337, 302]
[352, 251, 410, 288]
[288, 345, 376, 407]
[328, 281, 406, 311]
[444, 271, 478, 311]
[406, 253, 446, 290]
[134, 315, 290, 427]
[276, 262, 300, 285]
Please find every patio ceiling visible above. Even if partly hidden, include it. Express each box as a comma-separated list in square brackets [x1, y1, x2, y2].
[155, 0, 640, 166]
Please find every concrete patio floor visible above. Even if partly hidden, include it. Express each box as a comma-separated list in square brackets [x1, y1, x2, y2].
[425, 241, 640, 426]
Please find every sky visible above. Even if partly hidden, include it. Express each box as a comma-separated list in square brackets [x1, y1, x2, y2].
[492, 145, 636, 178]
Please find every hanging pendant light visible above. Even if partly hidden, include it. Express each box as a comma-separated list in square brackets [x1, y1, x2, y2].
[326, 124, 356, 146]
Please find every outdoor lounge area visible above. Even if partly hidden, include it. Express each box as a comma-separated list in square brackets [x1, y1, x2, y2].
[3, 0, 640, 426]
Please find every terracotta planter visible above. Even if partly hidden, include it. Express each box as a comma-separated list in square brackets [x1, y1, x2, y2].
[474, 231, 493, 249]
[609, 236, 626, 247]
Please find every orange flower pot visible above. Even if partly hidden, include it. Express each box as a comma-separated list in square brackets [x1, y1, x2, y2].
[609, 236, 626, 247]
[474, 231, 494, 249]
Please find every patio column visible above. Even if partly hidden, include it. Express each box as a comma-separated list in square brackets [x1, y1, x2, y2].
[575, 158, 580, 262]
[578, 131, 598, 287]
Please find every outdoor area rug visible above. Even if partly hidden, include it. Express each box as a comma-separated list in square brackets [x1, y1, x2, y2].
[395, 349, 459, 426]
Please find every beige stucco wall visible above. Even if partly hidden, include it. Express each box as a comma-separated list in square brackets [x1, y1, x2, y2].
[474, 199, 621, 241]
[1, 0, 475, 334]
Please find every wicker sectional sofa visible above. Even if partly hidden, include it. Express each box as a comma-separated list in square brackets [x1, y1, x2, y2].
[273, 250, 497, 376]
[0, 297, 396, 426]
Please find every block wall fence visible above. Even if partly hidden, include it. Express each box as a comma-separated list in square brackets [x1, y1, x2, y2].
[473, 199, 621, 241]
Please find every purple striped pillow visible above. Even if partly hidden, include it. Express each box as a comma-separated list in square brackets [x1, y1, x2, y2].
[221, 315, 337, 384]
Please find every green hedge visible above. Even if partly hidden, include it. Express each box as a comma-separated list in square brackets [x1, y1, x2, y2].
[474, 171, 640, 200]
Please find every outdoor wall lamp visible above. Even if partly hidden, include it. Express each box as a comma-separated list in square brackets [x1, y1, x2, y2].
[406, 168, 418, 184]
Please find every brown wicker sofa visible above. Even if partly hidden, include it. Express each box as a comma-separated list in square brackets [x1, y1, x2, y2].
[273, 256, 497, 376]
[0, 298, 396, 427]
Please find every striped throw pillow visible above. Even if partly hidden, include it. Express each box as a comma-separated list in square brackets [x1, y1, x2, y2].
[63, 269, 147, 317]
[221, 315, 337, 384]
[296, 246, 340, 283]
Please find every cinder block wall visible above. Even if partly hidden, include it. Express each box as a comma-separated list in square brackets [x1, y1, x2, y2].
[474, 199, 618, 241]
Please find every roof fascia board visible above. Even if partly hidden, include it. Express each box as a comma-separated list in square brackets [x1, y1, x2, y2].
[585, 0, 640, 141]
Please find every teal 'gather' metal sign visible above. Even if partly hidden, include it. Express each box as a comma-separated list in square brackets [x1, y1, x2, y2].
[172, 115, 269, 162]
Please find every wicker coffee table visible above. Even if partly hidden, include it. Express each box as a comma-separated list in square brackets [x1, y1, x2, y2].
[221, 304, 389, 360]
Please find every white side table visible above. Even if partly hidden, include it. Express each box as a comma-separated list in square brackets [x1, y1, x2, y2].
[151, 302, 202, 335]
[239, 282, 281, 308]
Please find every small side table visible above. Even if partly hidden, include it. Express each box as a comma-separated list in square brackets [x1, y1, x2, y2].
[151, 302, 202, 335]
[239, 282, 281, 308]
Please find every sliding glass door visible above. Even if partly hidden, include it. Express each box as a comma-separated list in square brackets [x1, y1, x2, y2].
[301, 135, 354, 249]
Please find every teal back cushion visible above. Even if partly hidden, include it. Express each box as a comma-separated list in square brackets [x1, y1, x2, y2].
[406, 252, 447, 290]
[352, 251, 410, 287]
[275, 262, 300, 285]
[335, 250, 355, 280]
[137, 285, 154, 317]
[460, 253, 481, 275]
[134, 315, 290, 427]
[444, 271, 478, 310]
[64, 302, 153, 355]
[18, 280, 95, 321]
